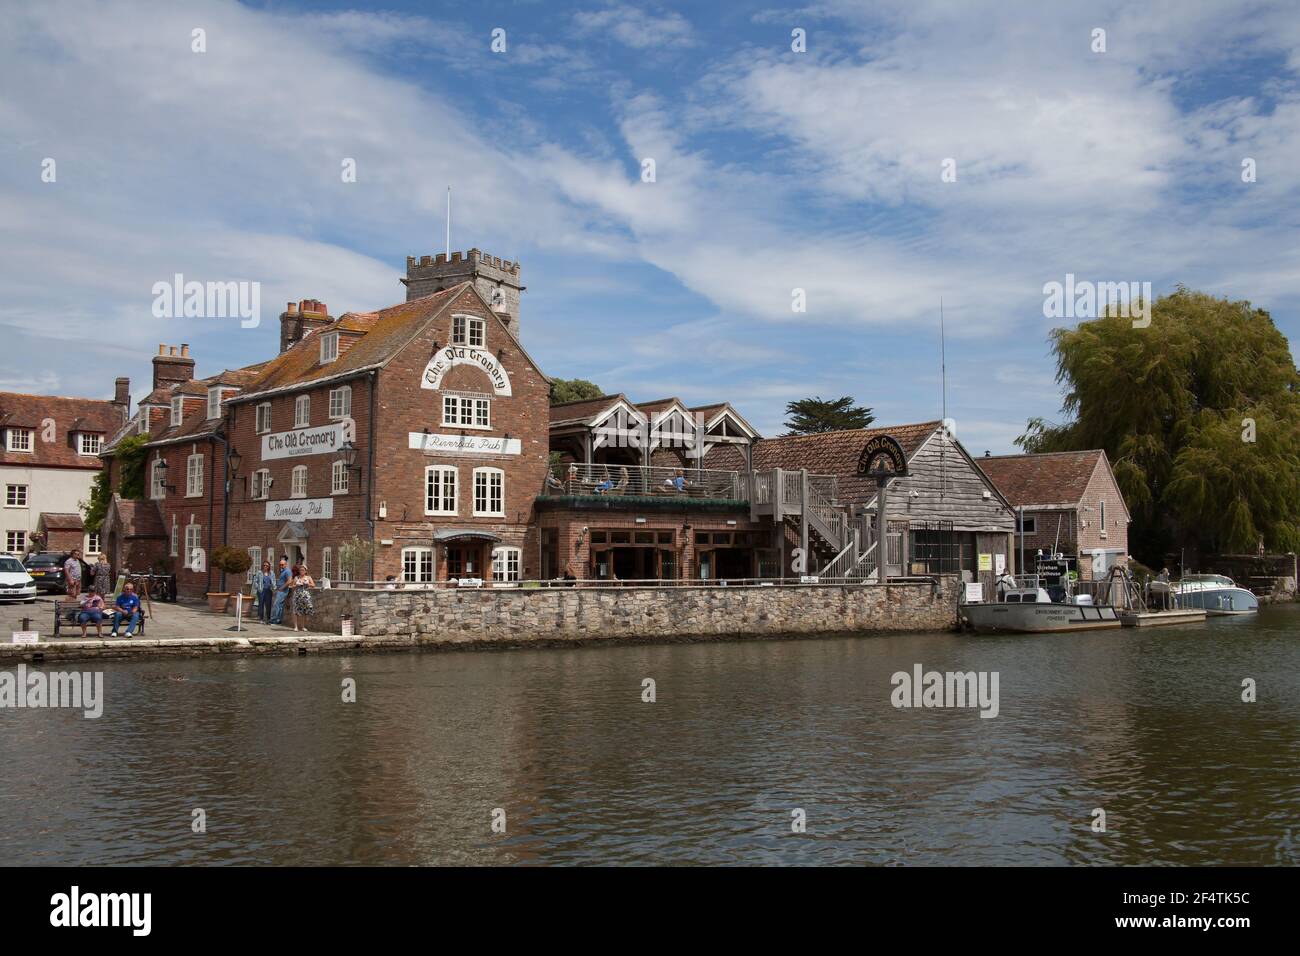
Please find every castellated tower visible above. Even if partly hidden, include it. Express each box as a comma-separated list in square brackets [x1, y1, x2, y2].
[403, 249, 524, 335]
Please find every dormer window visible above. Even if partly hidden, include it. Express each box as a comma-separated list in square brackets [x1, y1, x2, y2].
[6, 428, 33, 452]
[452, 315, 485, 348]
[171, 396, 184, 427]
[207, 387, 222, 420]
[78, 433, 103, 456]
[320, 332, 339, 364]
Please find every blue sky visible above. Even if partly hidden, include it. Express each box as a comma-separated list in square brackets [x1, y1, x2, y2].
[3, 0, 1299, 452]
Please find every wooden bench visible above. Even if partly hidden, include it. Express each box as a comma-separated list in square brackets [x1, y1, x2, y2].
[53, 600, 147, 638]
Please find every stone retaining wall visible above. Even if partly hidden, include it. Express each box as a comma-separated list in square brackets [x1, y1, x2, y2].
[314, 577, 959, 645]
[0, 579, 959, 663]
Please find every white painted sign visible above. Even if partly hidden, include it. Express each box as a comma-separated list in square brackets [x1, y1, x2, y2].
[421, 345, 512, 396]
[457, 578, 484, 588]
[265, 497, 335, 521]
[408, 432, 521, 456]
[995, 553, 1006, 575]
[11, 631, 39, 644]
[965, 582, 984, 603]
[262, 422, 346, 461]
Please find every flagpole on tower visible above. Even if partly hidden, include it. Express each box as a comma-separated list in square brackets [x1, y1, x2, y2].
[445, 186, 451, 259]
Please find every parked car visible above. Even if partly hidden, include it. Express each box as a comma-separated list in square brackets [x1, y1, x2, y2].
[22, 551, 68, 594]
[0, 553, 38, 603]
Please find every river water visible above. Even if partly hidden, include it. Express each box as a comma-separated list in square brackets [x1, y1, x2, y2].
[2, 605, 1297, 866]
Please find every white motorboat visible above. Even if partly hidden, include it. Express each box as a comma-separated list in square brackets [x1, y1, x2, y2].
[1172, 574, 1259, 615]
[959, 558, 1122, 634]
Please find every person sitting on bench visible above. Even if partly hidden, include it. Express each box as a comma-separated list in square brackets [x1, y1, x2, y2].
[109, 582, 143, 638]
[77, 590, 107, 638]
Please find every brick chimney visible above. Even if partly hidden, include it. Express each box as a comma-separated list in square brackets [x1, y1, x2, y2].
[112, 377, 131, 421]
[152, 343, 195, 390]
[279, 299, 332, 353]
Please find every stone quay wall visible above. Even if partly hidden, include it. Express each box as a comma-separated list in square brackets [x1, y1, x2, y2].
[313, 576, 959, 646]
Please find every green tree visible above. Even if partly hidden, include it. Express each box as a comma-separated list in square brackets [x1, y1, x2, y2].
[1017, 288, 1300, 562]
[338, 535, 376, 581]
[82, 433, 150, 532]
[550, 378, 603, 404]
[783, 396, 875, 435]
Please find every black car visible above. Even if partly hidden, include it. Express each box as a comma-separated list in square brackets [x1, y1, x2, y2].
[23, 552, 68, 594]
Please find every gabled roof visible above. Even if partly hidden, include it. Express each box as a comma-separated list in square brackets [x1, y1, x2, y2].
[692, 401, 760, 439]
[0, 391, 126, 469]
[103, 495, 166, 539]
[976, 450, 1110, 510]
[38, 512, 85, 531]
[549, 394, 632, 427]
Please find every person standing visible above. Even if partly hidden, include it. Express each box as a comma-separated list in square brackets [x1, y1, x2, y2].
[291, 564, 316, 632]
[91, 553, 112, 597]
[254, 560, 275, 624]
[270, 556, 291, 625]
[63, 548, 83, 600]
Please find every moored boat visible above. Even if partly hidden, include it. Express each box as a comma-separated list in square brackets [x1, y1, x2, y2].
[959, 558, 1123, 634]
[1173, 574, 1259, 615]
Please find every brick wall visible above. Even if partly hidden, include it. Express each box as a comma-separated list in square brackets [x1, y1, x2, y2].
[1078, 459, 1129, 565]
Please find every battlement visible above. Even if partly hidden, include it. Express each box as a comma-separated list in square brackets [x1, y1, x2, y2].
[406, 248, 520, 275]
[403, 247, 525, 333]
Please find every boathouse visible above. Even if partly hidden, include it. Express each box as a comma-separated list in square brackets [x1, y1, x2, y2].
[975, 450, 1130, 580]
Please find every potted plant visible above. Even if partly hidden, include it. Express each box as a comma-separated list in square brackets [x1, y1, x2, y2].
[207, 546, 252, 613]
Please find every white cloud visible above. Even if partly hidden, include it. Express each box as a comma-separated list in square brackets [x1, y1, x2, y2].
[573, 5, 696, 50]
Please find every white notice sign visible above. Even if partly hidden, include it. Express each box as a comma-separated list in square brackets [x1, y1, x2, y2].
[408, 432, 522, 456]
[262, 423, 346, 461]
[11, 631, 39, 644]
[265, 497, 335, 521]
[964, 582, 984, 603]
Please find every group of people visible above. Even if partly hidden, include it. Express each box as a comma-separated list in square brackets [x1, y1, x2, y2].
[250, 557, 316, 630]
[61, 547, 316, 637]
[64, 549, 144, 638]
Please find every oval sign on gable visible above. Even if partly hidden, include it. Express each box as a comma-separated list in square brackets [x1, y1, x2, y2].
[420, 345, 512, 396]
[857, 434, 908, 478]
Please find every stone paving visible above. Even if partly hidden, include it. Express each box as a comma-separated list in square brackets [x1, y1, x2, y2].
[0, 594, 333, 645]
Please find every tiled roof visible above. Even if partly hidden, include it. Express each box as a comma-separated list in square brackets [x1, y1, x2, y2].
[635, 397, 687, 417]
[104, 496, 166, 539]
[38, 512, 84, 531]
[0, 391, 125, 469]
[231, 286, 468, 400]
[549, 394, 627, 426]
[707, 421, 942, 500]
[975, 450, 1105, 508]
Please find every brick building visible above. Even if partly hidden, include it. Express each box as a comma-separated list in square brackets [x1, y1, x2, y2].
[1, 385, 129, 557]
[102, 251, 548, 597]
[976, 449, 1131, 580]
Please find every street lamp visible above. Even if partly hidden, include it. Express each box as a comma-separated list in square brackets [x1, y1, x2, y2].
[341, 440, 357, 470]
[225, 447, 242, 495]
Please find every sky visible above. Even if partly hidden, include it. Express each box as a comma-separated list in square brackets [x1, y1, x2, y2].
[2, 0, 1299, 453]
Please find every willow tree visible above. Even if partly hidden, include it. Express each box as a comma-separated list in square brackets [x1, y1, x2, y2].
[1018, 288, 1300, 563]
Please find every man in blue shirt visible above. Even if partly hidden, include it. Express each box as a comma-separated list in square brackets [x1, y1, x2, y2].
[109, 582, 142, 638]
[270, 557, 291, 625]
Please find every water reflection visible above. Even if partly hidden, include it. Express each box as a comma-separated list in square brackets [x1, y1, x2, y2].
[2, 606, 1297, 865]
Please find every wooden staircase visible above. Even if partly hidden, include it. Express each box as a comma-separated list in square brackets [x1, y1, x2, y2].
[749, 468, 867, 576]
